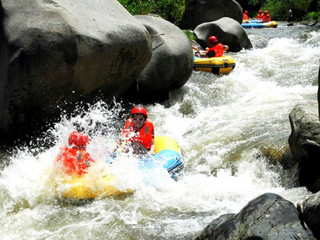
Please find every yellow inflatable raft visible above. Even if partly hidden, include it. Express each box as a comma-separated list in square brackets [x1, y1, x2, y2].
[241, 20, 278, 28]
[155, 136, 181, 154]
[193, 55, 235, 74]
[57, 136, 183, 200]
[59, 172, 131, 199]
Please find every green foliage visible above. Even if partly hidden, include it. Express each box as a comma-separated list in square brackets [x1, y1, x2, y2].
[183, 30, 197, 41]
[248, 0, 263, 7]
[118, 0, 319, 24]
[244, 0, 318, 20]
[117, 0, 185, 24]
[261, 0, 289, 20]
[291, 0, 313, 11]
[305, 11, 320, 20]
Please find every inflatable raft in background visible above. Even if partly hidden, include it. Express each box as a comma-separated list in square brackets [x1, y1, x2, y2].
[241, 20, 278, 28]
[58, 136, 184, 200]
[242, 19, 262, 24]
[193, 56, 235, 74]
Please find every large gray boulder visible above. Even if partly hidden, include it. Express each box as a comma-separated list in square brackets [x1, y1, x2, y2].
[0, 0, 151, 141]
[318, 65, 320, 120]
[179, 0, 242, 30]
[194, 17, 252, 52]
[303, 192, 320, 240]
[124, 15, 193, 101]
[195, 193, 315, 240]
[288, 103, 320, 192]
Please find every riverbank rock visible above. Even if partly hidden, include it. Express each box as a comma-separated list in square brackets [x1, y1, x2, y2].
[194, 193, 315, 240]
[318, 65, 320, 120]
[288, 103, 320, 192]
[194, 17, 252, 52]
[0, 0, 151, 142]
[123, 15, 193, 102]
[303, 191, 320, 239]
[179, 0, 242, 30]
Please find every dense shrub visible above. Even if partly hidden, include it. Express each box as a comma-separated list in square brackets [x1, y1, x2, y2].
[239, 0, 318, 21]
[117, 0, 319, 23]
[305, 11, 320, 21]
[117, 0, 185, 24]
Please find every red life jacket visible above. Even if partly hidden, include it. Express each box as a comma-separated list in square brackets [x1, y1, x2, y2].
[265, 14, 271, 22]
[262, 14, 271, 22]
[257, 13, 263, 19]
[207, 43, 224, 58]
[121, 118, 154, 149]
[242, 13, 249, 21]
[56, 147, 94, 176]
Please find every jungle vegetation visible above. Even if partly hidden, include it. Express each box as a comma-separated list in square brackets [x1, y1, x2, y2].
[117, 0, 320, 25]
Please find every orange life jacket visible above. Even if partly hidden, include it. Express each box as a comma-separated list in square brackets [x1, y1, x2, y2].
[257, 13, 263, 19]
[262, 14, 271, 22]
[207, 43, 224, 58]
[121, 118, 154, 149]
[265, 14, 271, 22]
[56, 147, 94, 176]
[242, 13, 249, 21]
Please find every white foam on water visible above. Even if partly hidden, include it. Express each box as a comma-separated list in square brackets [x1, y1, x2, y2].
[0, 24, 319, 239]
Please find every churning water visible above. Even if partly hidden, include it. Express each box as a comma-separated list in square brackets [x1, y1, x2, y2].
[0, 22, 319, 239]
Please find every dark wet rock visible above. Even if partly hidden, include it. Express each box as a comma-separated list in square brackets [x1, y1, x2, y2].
[288, 103, 320, 192]
[124, 15, 193, 102]
[303, 191, 320, 239]
[179, 0, 242, 30]
[318, 65, 320, 121]
[194, 17, 252, 52]
[0, 0, 151, 142]
[194, 193, 315, 240]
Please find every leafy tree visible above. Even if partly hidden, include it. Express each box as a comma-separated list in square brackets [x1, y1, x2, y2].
[118, 0, 319, 22]
[117, 0, 185, 24]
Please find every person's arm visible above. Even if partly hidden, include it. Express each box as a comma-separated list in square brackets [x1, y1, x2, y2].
[149, 122, 155, 155]
[111, 139, 120, 153]
[198, 51, 206, 57]
[224, 45, 229, 51]
[110, 118, 131, 153]
[149, 139, 155, 154]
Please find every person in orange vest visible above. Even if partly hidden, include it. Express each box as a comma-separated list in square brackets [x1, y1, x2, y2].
[56, 131, 95, 176]
[113, 106, 155, 155]
[242, 10, 250, 22]
[257, 10, 263, 19]
[205, 36, 229, 58]
[262, 10, 271, 22]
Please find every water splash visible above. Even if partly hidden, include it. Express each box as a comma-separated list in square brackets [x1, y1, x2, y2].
[0, 23, 318, 239]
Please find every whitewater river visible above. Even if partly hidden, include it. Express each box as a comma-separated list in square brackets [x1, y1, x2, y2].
[0, 22, 319, 239]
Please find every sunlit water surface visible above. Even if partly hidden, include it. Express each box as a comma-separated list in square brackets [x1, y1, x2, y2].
[0, 22, 319, 239]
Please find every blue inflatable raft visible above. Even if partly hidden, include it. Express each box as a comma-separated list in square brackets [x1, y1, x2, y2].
[107, 136, 184, 180]
[242, 20, 278, 28]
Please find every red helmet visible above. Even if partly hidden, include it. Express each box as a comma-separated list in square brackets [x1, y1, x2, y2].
[130, 106, 148, 118]
[244, 10, 248, 14]
[208, 36, 218, 45]
[264, 10, 268, 13]
[68, 131, 89, 148]
[258, 10, 262, 13]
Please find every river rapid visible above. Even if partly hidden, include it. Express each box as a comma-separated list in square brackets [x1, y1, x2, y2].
[0, 22, 319, 240]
